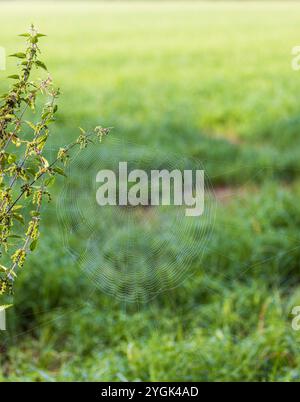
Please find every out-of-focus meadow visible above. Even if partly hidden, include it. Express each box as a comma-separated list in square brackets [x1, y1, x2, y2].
[1, 1, 300, 381]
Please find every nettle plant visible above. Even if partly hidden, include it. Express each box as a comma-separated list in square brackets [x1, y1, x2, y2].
[0, 26, 109, 310]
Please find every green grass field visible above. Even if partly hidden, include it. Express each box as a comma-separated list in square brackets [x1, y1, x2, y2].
[1, 1, 300, 381]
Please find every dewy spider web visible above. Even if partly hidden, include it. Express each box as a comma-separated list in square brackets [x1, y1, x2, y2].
[57, 137, 216, 303]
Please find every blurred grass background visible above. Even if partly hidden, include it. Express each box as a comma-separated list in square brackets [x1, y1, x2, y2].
[1, 1, 300, 381]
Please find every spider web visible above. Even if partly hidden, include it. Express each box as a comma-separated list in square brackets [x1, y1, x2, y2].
[57, 137, 216, 303]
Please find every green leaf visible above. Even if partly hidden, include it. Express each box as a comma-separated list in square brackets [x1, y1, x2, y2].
[40, 156, 49, 168]
[35, 60, 48, 71]
[9, 52, 26, 59]
[25, 121, 37, 131]
[4, 114, 15, 120]
[30, 211, 40, 218]
[13, 213, 25, 225]
[7, 75, 19, 80]
[41, 111, 51, 120]
[0, 264, 8, 272]
[26, 167, 36, 177]
[11, 205, 23, 211]
[30, 239, 38, 252]
[36, 134, 48, 146]
[45, 175, 56, 187]
[7, 154, 17, 164]
[53, 167, 67, 177]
